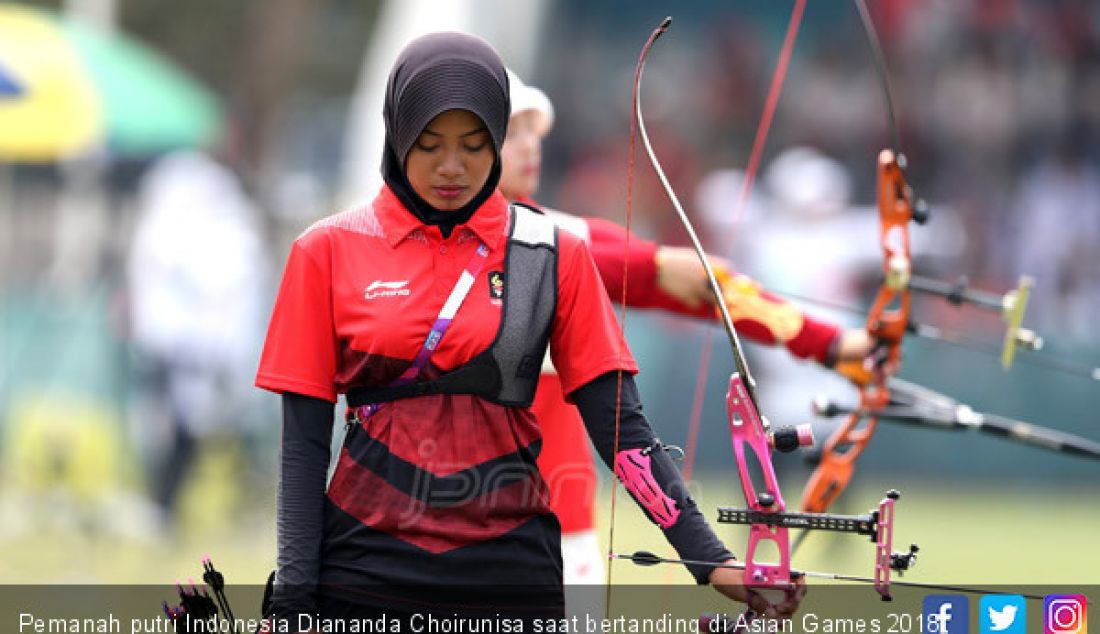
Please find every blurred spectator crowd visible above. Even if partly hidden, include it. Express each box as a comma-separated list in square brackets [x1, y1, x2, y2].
[538, 0, 1100, 343]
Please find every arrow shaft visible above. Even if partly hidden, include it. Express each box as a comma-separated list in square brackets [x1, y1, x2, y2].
[977, 412, 1100, 459]
[909, 275, 1003, 311]
[824, 405, 1100, 460]
[612, 553, 1045, 600]
[828, 575, 1044, 601]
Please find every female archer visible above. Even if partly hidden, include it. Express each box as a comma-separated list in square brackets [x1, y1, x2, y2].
[256, 32, 804, 629]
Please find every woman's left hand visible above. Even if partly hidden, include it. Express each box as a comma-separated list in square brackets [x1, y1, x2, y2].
[834, 328, 875, 363]
[709, 561, 806, 620]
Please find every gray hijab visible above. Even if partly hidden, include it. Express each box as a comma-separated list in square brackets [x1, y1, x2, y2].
[381, 32, 511, 233]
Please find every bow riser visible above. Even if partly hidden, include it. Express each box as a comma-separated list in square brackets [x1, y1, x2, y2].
[870, 150, 914, 364]
[801, 150, 914, 515]
[798, 414, 876, 514]
[727, 373, 792, 588]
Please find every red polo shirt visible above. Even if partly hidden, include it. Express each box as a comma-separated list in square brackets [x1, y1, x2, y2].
[257, 186, 635, 400]
[255, 186, 635, 590]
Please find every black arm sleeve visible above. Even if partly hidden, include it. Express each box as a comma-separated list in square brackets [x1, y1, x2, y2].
[268, 392, 334, 619]
[572, 371, 734, 584]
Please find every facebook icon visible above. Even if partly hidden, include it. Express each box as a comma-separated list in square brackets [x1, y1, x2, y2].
[924, 595, 970, 634]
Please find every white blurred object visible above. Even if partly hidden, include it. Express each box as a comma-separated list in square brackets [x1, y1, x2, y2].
[63, 0, 115, 29]
[695, 168, 769, 235]
[764, 146, 853, 220]
[128, 149, 267, 434]
[507, 68, 554, 128]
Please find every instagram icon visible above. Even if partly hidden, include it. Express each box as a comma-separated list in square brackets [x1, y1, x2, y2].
[1045, 595, 1088, 634]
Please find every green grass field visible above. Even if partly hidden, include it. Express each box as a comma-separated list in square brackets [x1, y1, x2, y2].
[2, 466, 1096, 587]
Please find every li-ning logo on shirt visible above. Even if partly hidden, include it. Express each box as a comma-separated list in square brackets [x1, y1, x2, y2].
[364, 280, 410, 300]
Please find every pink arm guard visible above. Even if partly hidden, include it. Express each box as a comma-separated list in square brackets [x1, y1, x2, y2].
[614, 447, 680, 529]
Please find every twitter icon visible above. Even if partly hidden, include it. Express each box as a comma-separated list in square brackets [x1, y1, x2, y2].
[982, 595, 1027, 634]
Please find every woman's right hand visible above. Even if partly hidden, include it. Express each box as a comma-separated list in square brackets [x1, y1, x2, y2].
[708, 562, 806, 620]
